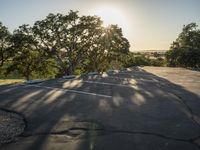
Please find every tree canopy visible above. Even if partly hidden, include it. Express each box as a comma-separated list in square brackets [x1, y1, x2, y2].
[0, 10, 130, 80]
[166, 23, 200, 68]
[0, 22, 11, 67]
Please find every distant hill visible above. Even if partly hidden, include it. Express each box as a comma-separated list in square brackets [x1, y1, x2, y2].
[132, 50, 168, 53]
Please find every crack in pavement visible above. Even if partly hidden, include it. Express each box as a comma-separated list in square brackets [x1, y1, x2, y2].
[155, 79, 200, 149]
[171, 92, 200, 127]
[20, 127, 200, 149]
[157, 80, 200, 128]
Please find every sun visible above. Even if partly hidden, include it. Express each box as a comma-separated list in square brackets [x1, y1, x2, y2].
[92, 6, 129, 35]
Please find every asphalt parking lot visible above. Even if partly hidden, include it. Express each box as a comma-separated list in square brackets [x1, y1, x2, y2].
[0, 66, 200, 150]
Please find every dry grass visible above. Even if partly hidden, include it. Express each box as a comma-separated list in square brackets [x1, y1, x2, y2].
[0, 79, 25, 85]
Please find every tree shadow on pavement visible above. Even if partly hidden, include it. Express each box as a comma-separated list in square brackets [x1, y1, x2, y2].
[0, 67, 200, 150]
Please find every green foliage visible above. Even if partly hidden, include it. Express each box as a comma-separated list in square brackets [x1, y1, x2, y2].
[3, 14, 199, 80]
[0, 22, 11, 67]
[0, 10, 130, 79]
[32, 11, 129, 75]
[123, 53, 149, 67]
[123, 52, 166, 68]
[150, 57, 165, 66]
[5, 24, 59, 80]
[166, 23, 200, 68]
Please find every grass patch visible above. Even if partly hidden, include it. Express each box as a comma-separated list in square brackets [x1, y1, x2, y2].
[0, 79, 25, 85]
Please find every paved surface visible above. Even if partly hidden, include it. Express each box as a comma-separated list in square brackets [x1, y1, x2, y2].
[0, 67, 200, 150]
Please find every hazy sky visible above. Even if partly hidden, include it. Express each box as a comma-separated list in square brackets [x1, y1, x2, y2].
[0, 0, 200, 51]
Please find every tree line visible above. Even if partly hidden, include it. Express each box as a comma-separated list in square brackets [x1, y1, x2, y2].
[0, 10, 199, 80]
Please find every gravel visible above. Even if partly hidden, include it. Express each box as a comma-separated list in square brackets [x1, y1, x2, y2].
[0, 109, 25, 144]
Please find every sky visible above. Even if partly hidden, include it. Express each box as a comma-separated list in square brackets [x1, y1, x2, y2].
[0, 0, 200, 51]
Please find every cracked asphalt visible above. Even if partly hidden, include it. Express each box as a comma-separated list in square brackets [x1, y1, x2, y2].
[0, 67, 200, 150]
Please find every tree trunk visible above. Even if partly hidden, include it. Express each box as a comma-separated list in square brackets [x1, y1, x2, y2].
[66, 64, 75, 75]
[25, 74, 30, 81]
